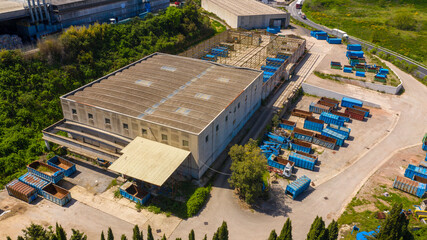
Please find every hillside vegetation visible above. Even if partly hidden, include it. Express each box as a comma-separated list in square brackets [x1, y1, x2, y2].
[0, 4, 215, 188]
[303, 0, 427, 65]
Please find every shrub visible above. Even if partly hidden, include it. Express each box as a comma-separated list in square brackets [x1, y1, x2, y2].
[186, 186, 211, 217]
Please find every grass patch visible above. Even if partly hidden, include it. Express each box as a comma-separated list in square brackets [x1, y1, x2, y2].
[303, 0, 427, 65]
[211, 20, 226, 33]
[107, 179, 118, 189]
[35, 165, 53, 173]
[289, 16, 317, 31]
[113, 189, 122, 199]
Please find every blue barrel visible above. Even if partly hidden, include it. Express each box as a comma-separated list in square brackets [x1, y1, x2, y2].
[289, 152, 316, 170]
[341, 97, 363, 108]
[327, 124, 350, 139]
[285, 175, 311, 199]
[321, 128, 345, 146]
[320, 112, 344, 127]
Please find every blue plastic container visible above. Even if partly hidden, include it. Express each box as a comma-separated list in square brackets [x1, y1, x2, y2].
[347, 44, 362, 51]
[27, 161, 65, 184]
[321, 128, 345, 146]
[285, 175, 311, 199]
[42, 183, 72, 206]
[356, 71, 366, 77]
[327, 38, 342, 44]
[289, 152, 316, 170]
[320, 112, 344, 127]
[47, 156, 76, 177]
[19, 172, 50, 195]
[341, 97, 363, 108]
[326, 124, 350, 139]
[393, 176, 426, 198]
[404, 164, 427, 179]
[304, 118, 324, 132]
[261, 65, 279, 72]
[120, 182, 151, 205]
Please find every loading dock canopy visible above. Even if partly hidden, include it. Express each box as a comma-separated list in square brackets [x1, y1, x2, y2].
[109, 137, 190, 186]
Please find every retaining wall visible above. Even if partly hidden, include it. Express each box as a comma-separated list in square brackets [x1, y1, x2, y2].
[328, 76, 402, 95]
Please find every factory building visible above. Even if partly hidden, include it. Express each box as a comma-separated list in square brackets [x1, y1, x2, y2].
[43, 53, 263, 186]
[0, 0, 169, 40]
[201, 0, 290, 29]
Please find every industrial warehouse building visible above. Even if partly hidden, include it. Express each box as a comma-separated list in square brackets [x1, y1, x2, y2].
[201, 0, 290, 29]
[43, 53, 263, 186]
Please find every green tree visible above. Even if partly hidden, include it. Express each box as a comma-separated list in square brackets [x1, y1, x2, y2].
[70, 229, 87, 240]
[55, 223, 67, 240]
[17, 237, 25, 240]
[377, 203, 413, 240]
[188, 229, 195, 240]
[272, 114, 280, 127]
[107, 228, 114, 240]
[307, 216, 327, 240]
[161, 234, 166, 240]
[203, 234, 207, 240]
[326, 220, 338, 240]
[268, 230, 277, 240]
[218, 221, 228, 240]
[228, 139, 267, 204]
[22, 223, 48, 240]
[147, 225, 154, 240]
[6, 237, 12, 240]
[101, 231, 105, 240]
[278, 218, 292, 240]
[132, 225, 143, 240]
[120, 235, 127, 240]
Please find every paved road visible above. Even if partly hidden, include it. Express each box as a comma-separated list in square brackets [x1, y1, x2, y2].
[286, 1, 427, 79]
[170, 37, 427, 240]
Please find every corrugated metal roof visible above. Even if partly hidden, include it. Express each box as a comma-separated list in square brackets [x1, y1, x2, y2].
[205, 0, 285, 16]
[108, 137, 190, 186]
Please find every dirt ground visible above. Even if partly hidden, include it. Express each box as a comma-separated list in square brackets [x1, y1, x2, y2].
[278, 95, 397, 185]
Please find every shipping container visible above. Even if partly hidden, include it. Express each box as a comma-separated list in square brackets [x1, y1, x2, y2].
[345, 108, 365, 121]
[404, 164, 427, 179]
[321, 128, 345, 146]
[353, 106, 370, 117]
[291, 109, 313, 118]
[310, 30, 326, 37]
[330, 110, 350, 122]
[378, 68, 389, 74]
[343, 67, 353, 73]
[313, 134, 336, 150]
[330, 61, 342, 70]
[261, 65, 279, 73]
[276, 156, 295, 168]
[292, 128, 315, 143]
[285, 175, 311, 199]
[304, 117, 324, 132]
[320, 112, 344, 127]
[268, 159, 285, 170]
[315, 34, 328, 40]
[119, 182, 151, 205]
[327, 38, 342, 44]
[289, 152, 316, 170]
[347, 44, 362, 51]
[6, 179, 38, 203]
[393, 176, 426, 198]
[317, 100, 337, 110]
[280, 119, 296, 131]
[291, 139, 312, 154]
[201, 54, 217, 62]
[356, 71, 366, 77]
[346, 51, 364, 58]
[374, 74, 386, 82]
[327, 124, 351, 139]
[413, 175, 427, 184]
[295, 151, 318, 161]
[19, 172, 49, 195]
[42, 183, 72, 206]
[423, 134, 427, 151]
[309, 102, 331, 114]
[320, 97, 340, 108]
[47, 156, 76, 177]
[367, 67, 378, 73]
[211, 48, 228, 57]
[341, 97, 363, 108]
[27, 161, 64, 184]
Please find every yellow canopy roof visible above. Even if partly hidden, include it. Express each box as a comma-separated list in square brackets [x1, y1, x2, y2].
[109, 137, 190, 186]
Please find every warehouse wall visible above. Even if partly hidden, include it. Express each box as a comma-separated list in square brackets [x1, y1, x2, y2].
[201, 0, 238, 28]
[60, 98, 201, 178]
[197, 73, 263, 178]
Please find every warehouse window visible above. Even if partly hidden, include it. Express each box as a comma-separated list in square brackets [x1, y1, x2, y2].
[105, 118, 111, 124]
[72, 109, 77, 115]
[238, 102, 240, 109]
[162, 134, 168, 141]
[142, 128, 147, 135]
[225, 115, 228, 122]
[216, 124, 219, 132]
[88, 113, 93, 119]
[182, 140, 189, 147]
[245, 95, 247, 102]
[123, 123, 128, 129]
[205, 135, 209, 143]
[234, 107, 236, 113]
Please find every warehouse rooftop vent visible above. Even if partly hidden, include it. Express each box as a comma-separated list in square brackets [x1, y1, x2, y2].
[135, 79, 152, 87]
[161, 66, 177, 72]
[194, 93, 211, 100]
[145, 108, 156, 115]
[217, 77, 230, 83]
[175, 107, 191, 116]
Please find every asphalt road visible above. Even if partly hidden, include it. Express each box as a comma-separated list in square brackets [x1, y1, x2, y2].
[286, 1, 427, 79]
[170, 33, 427, 240]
